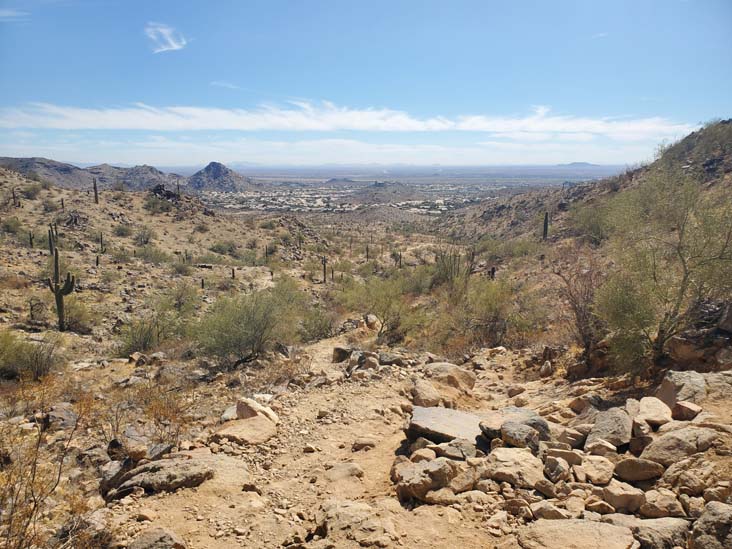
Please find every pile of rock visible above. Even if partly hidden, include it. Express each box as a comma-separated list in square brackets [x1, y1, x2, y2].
[392, 366, 732, 548]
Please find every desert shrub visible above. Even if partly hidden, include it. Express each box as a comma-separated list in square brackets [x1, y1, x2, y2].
[209, 240, 239, 258]
[596, 168, 732, 366]
[143, 194, 172, 214]
[193, 222, 209, 233]
[159, 281, 198, 317]
[299, 307, 336, 342]
[260, 219, 277, 230]
[341, 275, 408, 338]
[1, 216, 22, 235]
[111, 247, 132, 263]
[41, 197, 58, 212]
[64, 295, 95, 335]
[136, 244, 170, 264]
[171, 262, 192, 276]
[569, 202, 611, 245]
[197, 278, 305, 367]
[118, 314, 169, 356]
[476, 237, 540, 262]
[20, 184, 41, 200]
[133, 226, 155, 246]
[113, 224, 132, 237]
[0, 332, 62, 380]
[134, 382, 189, 445]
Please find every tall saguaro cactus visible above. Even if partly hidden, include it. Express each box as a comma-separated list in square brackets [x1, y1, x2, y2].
[93, 177, 99, 204]
[543, 211, 549, 241]
[47, 247, 75, 331]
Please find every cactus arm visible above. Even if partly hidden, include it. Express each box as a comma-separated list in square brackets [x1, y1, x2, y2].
[61, 273, 75, 295]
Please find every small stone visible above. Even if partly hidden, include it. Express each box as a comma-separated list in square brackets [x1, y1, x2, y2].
[672, 401, 702, 421]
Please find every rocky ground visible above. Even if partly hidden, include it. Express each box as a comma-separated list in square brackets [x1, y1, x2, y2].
[16, 332, 729, 549]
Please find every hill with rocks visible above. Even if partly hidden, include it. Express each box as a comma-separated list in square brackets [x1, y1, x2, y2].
[186, 161, 254, 193]
[0, 121, 731, 549]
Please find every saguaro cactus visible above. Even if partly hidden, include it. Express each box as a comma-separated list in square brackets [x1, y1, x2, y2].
[93, 177, 99, 204]
[98, 233, 107, 254]
[48, 223, 58, 255]
[47, 247, 75, 331]
[543, 211, 549, 241]
[28, 231, 34, 248]
[321, 256, 328, 284]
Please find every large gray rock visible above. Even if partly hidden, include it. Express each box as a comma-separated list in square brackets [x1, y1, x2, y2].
[602, 515, 690, 549]
[501, 421, 540, 452]
[585, 407, 633, 450]
[407, 406, 483, 444]
[640, 427, 717, 466]
[106, 457, 214, 500]
[479, 407, 551, 441]
[517, 519, 638, 549]
[689, 501, 732, 549]
[635, 397, 672, 428]
[129, 527, 186, 549]
[655, 371, 706, 408]
[479, 447, 545, 489]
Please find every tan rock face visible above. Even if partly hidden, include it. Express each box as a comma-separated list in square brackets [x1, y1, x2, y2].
[614, 457, 665, 482]
[517, 519, 638, 549]
[639, 488, 686, 518]
[209, 415, 277, 445]
[602, 479, 646, 513]
[582, 455, 614, 485]
[672, 400, 702, 420]
[129, 527, 187, 549]
[480, 447, 545, 489]
[423, 362, 476, 391]
[411, 378, 441, 407]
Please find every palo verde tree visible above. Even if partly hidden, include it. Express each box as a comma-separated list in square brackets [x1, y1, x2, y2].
[595, 165, 732, 368]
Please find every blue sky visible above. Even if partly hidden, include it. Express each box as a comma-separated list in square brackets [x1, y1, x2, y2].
[0, 0, 730, 166]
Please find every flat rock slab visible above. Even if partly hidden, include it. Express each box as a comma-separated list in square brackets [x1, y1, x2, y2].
[585, 407, 632, 450]
[408, 406, 483, 444]
[517, 519, 638, 549]
[108, 457, 214, 500]
[209, 415, 277, 445]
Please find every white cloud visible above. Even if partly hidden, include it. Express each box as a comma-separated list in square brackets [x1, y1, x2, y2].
[592, 32, 609, 39]
[0, 8, 29, 21]
[145, 22, 187, 53]
[210, 81, 241, 90]
[0, 102, 695, 143]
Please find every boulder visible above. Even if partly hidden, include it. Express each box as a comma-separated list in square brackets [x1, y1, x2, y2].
[129, 527, 187, 549]
[635, 397, 672, 428]
[530, 500, 572, 520]
[479, 407, 551, 441]
[655, 371, 706, 408]
[662, 456, 715, 497]
[107, 457, 214, 500]
[407, 406, 482, 444]
[423, 362, 476, 391]
[501, 421, 540, 452]
[411, 379, 441, 407]
[313, 499, 397, 548]
[393, 457, 461, 501]
[507, 385, 526, 397]
[543, 455, 571, 483]
[672, 401, 702, 421]
[539, 361, 555, 377]
[555, 425, 586, 449]
[235, 398, 279, 424]
[639, 488, 685, 518]
[582, 455, 614, 485]
[585, 408, 632, 450]
[602, 515, 690, 549]
[603, 479, 646, 513]
[209, 415, 277, 445]
[614, 458, 665, 482]
[546, 448, 583, 466]
[517, 519, 638, 549]
[332, 346, 352, 363]
[480, 447, 545, 489]
[640, 427, 717, 467]
[689, 501, 732, 549]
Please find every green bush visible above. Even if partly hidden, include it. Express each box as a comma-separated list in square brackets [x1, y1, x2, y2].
[134, 226, 155, 246]
[118, 315, 169, 356]
[113, 224, 133, 237]
[20, 184, 41, 200]
[209, 240, 239, 258]
[1, 217, 22, 235]
[64, 295, 96, 335]
[197, 278, 305, 367]
[299, 307, 336, 342]
[0, 331, 61, 380]
[136, 245, 170, 264]
[144, 194, 173, 214]
[42, 198, 58, 212]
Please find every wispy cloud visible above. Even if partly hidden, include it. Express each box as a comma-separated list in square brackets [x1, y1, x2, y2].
[0, 102, 695, 143]
[591, 32, 609, 39]
[145, 22, 187, 53]
[0, 8, 30, 21]
[210, 81, 241, 90]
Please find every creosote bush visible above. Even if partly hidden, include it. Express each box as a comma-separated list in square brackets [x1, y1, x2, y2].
[0, 331, 62, 380]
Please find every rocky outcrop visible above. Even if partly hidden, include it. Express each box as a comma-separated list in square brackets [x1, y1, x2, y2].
[517, 519, 638, 549]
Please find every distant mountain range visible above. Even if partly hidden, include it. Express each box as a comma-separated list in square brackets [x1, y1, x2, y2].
[0, 157, 252, 193]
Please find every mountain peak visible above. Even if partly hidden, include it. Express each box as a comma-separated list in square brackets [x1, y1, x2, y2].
[188, 161, 251, 193]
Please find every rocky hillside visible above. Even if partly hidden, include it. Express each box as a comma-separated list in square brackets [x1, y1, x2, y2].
[0, 157, 249, 193]
[187, 161, 254, 193]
